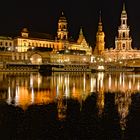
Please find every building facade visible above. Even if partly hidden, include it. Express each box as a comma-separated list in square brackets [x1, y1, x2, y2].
[0, 4, 139, 67]
[12, 12, 92, 56]
[103, 3, 140, 62]
[0, 36, 14, 51]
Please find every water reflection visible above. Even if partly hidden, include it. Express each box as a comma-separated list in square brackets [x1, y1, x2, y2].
[0, 72, 139, 128]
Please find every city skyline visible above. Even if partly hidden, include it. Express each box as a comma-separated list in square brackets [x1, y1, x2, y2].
[0, 0, 140, 49]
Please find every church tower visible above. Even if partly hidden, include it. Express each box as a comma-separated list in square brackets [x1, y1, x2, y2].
[94, 12, 105, 55]
[115, 3, 132, 50]
[57, 12, 68, 40]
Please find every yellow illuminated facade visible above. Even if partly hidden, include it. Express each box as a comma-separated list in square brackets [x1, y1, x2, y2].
[12, 12, 92, 55]
[14, 27, 63, 52]
[69, 28, 92, 55]
[0, 36, 14, 51]
[0, 3, 139, 66]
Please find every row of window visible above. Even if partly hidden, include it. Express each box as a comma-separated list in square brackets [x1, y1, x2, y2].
[24, 42, 58, 48]
[0, 42, 13, 46]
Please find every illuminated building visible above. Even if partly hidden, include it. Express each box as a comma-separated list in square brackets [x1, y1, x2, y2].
[0, 36, 14, 51]
[69, 27, 92, 55]
[12, 12, 92, 55]
[103, 3, 140, 61]
[115, 4, 132, 51]
[0, 3, 139, 67]
[94, 12, 105, 55]
[0, 12, 92, 66]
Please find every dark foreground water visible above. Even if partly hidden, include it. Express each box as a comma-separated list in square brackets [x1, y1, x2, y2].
[0, 72, 140, 140]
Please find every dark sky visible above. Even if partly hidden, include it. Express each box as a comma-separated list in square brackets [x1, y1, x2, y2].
[0, 0, 140, 48]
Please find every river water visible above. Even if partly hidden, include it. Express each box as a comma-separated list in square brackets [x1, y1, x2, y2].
[0, 72, 140, 139]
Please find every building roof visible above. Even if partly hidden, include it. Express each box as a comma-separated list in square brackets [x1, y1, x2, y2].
[0, 36, 13, 40]
[29, 32, 55, 40]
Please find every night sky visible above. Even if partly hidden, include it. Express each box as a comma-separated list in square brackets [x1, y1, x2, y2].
[0, 0, 140, 49]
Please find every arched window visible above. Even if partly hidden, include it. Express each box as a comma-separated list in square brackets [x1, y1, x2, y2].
[123, 32, 125, 37]
[63, 35, 66, 39]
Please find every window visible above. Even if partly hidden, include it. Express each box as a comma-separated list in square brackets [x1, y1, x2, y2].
[63, 35, 66, 39]
[123, 20, 125, 24]
[0, 42, 2, 46]
[5, 42, 8, 46]
[123, 32, 125, 38]
[9, 42, 12, 46]
[123, 43, 125, 49]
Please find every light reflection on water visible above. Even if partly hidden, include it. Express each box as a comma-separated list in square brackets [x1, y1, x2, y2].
[0, 72, 139, 128]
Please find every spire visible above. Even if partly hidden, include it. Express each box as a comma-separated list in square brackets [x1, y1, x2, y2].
[98, 11, 103, 32]
[123, 3, 125, 11]
[77, 27, 85, 44]
[59, 11, 66, 21]
[99, 10, 102, 23]
[121, 2, 127, 20]
[79, 27, 83, 35]
[122, 2, 126, 14]
[61, 11, 64, 16]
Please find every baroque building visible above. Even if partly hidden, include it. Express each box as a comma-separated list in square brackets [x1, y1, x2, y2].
[102, 3, 140, 62]
[115, 4, 132, 51]
[0, 3, 139, 67]
[0, 12, 92, 65]
[0, 12, 91, 52]
[13, 12, 92, 55]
